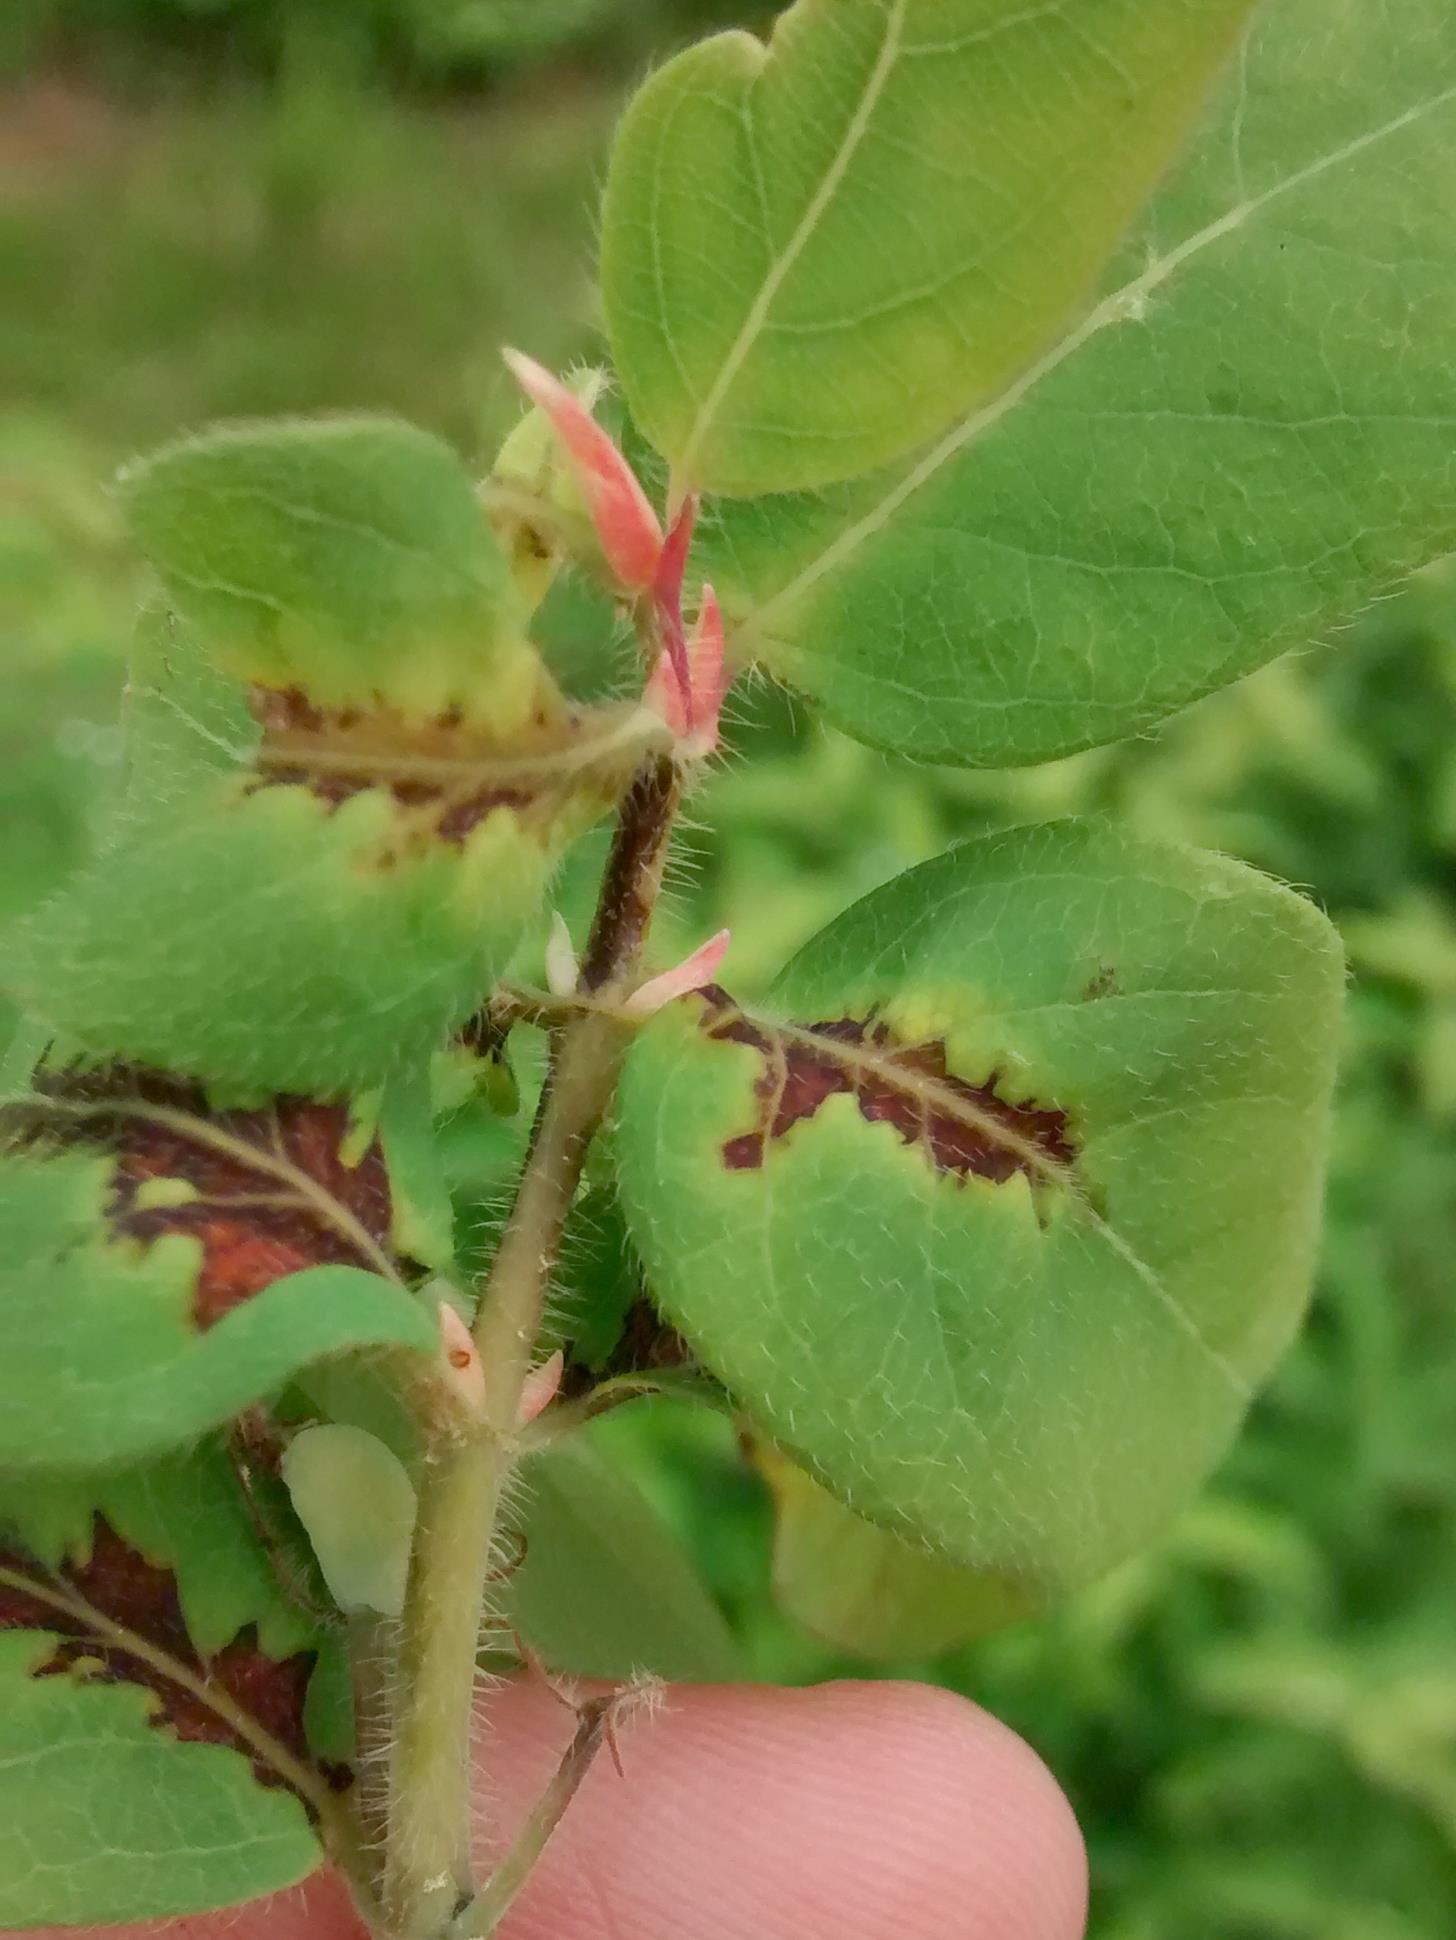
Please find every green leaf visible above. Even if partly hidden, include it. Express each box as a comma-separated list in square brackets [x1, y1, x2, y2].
[119, 417, 540, 727]
[117, 602, 256, 817]
[501, 1431, 741, 1682]
[615, 820, 1343, 1603]
[8, 612, 651, 1096]
[0, 1442, 335, 1925]
[0, 1145, 436, 1472]
[12, 789, 553, 1098]
[603, 0, 1256, 497]
[708, 0, 1456, 762]
[0, 1637, 321, 1926]
[761, 1446, 1031, 1656]
[377, 1065, 464, 1273]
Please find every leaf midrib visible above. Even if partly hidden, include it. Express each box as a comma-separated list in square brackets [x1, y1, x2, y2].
[726, 1003, 1250, 1395]
[0, 1561, 329, 1814]
[25, 1094, 400, 1286]
[735, 78, 1456, 649]
[672, 0, 909, 486]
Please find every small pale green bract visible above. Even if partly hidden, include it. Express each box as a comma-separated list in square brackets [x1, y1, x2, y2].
[283, 1424, 418, 1619]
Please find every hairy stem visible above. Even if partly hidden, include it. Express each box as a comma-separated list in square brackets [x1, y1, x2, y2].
[348, 1613, 396, 1893]
[381, 757, 680, 1939]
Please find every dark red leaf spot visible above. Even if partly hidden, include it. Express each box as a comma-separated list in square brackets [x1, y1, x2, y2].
[247, 686, 622, 853]
[0, 1520, 343, 1800]
[697, 989, 1076, 1191]
[35, 1066, 398, 1329]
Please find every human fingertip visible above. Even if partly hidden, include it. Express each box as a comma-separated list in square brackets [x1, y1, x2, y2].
[867, 1679, 1088, 1940]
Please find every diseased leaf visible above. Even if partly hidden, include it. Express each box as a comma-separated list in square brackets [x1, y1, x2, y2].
[9, 611, 656, 1095]
[604, 0, 1256, 496]
[707, 0, 1456, 763]
[23, 1067, 403, 1324]
[761, 1446, 1030, 1655]
[501, 1432, 741, 1682]
[0, 1441, 339, 1925]
[0, 1126, 435, 1472]
[615, 821, 1344, 1603]
[120, 417, 540, 727]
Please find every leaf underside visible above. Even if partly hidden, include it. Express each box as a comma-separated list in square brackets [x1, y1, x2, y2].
[0, 1116, 434, 1472]
[8, 605, 647, 1096]
[696, 0, 1456, 765]
[604, 0, 1258, 494]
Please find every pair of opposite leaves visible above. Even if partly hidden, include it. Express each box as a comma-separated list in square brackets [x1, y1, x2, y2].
[17, 0, 1454, 1090]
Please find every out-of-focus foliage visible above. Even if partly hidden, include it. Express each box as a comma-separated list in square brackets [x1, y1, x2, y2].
[1, 0, 764, 86]
[5, 17, 1455, 1931]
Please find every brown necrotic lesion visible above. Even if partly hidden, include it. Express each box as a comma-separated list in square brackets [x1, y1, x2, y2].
[13, 1066, 402, 1328]
[0, 1518, 340, 1800]
[246, 684, 651, 851]
[697, 990, 1076, 1192]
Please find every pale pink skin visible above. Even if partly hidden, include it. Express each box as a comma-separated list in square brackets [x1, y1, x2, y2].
[22, 1679, 1087, 1940]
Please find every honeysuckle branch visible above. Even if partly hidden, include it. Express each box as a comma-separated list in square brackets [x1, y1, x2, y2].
[381, 755, 685, 1940]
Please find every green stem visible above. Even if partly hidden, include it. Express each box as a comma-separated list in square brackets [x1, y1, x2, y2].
[381, 757, 681, 1939]
[347, 1612, 396, 1895]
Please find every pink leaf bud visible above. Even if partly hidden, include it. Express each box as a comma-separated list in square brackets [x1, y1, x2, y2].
[503, 348, 663, 591]
[518, 1349, 566, 1426]
[651, 495, 700, 707]
[439, 1301, 486, 1415]
[624, 930, 732, 1018]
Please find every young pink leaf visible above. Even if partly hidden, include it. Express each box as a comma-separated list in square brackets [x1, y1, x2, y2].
[624, 930, 732, 1018]
[502, 349, 663, 591]
[646, 584, 729, 757]
[518, 1349, 566, 1425]
[651, 495, 700, 705]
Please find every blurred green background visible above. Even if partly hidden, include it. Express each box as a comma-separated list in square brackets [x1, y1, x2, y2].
[5, 6, 1456, 1935]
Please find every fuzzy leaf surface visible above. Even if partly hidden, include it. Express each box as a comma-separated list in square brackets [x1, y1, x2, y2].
[9, 610, 650, 1095]
[603, 0, 1256, 495]
[615, 821, 1343, 1601]
[706, 0, 1456, 762]
[0, 1145, 434, 1472]
[0, 1443, 337, 1925]
[119, 417, 537, 724]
